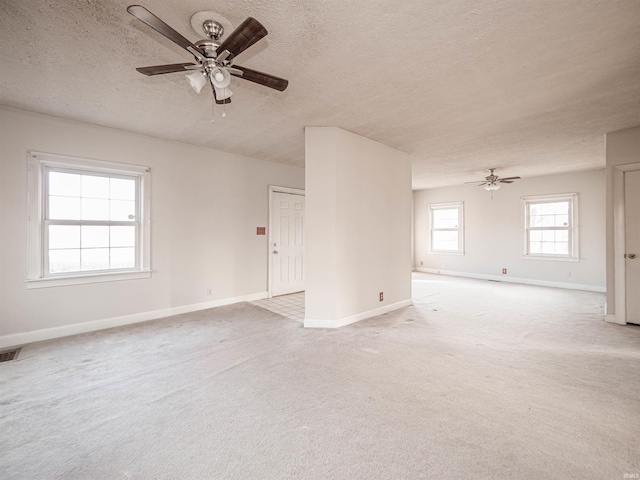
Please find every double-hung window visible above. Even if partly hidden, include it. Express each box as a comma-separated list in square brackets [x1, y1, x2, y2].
[522, 193, 578, 260]
[428, 202, 464, 254]
[27, 152, 151, 288]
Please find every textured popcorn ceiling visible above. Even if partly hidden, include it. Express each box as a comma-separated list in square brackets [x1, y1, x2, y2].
[1, 0, 639, 189]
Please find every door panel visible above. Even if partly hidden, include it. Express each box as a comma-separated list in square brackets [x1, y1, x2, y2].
[625, 170, 640, 325]
[271, 191, 305, 296]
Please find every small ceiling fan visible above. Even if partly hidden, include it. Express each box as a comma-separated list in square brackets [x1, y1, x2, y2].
[127, 5, 288, 106]
[465, 168, 521, 197]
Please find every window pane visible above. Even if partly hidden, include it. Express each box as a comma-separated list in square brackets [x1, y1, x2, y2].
[49, 225, 80, 249]
[433, 231, 458, 251]
[49, 196, 81, 220]
[529, 227, 570, 256]
[111, 178, 136, 200]
[81, 175, 110, 199]
[49, 172, 81, 197]
[529, 201, 570, 228]
[530, 213, 544, 227]
[542, 230, 556, 242]
[110, 200, 136, 221]
[433, 208, 458, 229]
[81, 248, 110, 271]
[111, 247, 136, 269]
[81, 198, 109, 221]
[81, 226, 109, 248]
[542, 242, 568, 255]
[529, 230, 543, 242]
[530, 241, 543, 254]
[542, 202, 568, 215]
[111, 226, 135, 247]
[49, 249, 80, 273]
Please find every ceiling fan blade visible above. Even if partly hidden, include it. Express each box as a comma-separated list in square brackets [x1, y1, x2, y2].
[464, 180, 487, 184]
[127, 5, 204, 56]
[212, 87, 231, 105]
[498, 176, 521, 182]
[215, 17, 268, 60]
[231, 65, 288, 91]
[136, 63, 196, 76]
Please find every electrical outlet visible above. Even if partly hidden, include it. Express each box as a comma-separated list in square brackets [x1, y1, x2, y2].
[207, 287, 212, 296]
[379, 292, 384, 302]
[502, 268, 507, 275]
[420, 261, 423, 266]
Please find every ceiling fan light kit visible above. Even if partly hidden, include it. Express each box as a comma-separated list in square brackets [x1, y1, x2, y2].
[127, 4, 288, 118]
[186, 71, 207, 94]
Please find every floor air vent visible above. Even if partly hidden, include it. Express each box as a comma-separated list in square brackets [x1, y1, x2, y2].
[0, 348, 21, 363]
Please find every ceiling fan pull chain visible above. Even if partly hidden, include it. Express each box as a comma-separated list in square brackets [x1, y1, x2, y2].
[211, 94, 215, 123]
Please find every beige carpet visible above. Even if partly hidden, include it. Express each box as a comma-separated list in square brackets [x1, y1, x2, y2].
[1, 273, 638, 479]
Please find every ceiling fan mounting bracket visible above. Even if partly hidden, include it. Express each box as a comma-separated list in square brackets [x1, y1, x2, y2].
[202, 19, 224, 40]
[190, 11, 234, 42]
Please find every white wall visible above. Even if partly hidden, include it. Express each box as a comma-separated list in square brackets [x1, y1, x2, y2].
[305, 127, 413, 328]
[0, 107, 304, 343]
[414, 169, 606, 291]
[605, 125, 640, 320]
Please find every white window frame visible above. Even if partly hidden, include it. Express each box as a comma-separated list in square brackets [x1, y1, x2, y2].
[522, 193, 579, 262]
[26, 151, 152, 288]
[428, 202, 464, 255]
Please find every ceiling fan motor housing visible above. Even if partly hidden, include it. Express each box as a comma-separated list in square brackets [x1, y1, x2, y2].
[195, 39, 220, 58]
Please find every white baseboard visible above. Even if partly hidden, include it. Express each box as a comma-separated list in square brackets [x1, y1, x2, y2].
[0, 291, 268, 349]
[414, 267, 606, 293]
[304, 299, 413, 329]
[604, 314, 626, 325]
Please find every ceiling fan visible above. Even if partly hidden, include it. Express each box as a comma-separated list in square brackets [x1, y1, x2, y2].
[465, 168, 521, 197]
[127, 5, 288, 106]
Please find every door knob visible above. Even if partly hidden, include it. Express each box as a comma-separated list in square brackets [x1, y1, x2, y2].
[273, 250, 279, 254]
[629, 253, 637, 259]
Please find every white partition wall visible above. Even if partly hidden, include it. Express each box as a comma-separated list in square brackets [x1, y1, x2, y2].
[304, 127, 412, 328]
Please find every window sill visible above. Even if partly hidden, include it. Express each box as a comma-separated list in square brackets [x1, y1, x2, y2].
[428, 251, 465, 256]
[25, 270, 152, 289]
[521, 255, 579, 263]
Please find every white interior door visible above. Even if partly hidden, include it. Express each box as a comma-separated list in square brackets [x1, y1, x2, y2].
[625, 170, 640, 325]
[270, 191, 305, 296]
